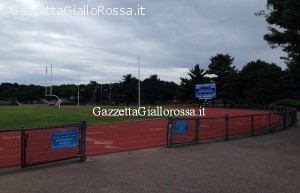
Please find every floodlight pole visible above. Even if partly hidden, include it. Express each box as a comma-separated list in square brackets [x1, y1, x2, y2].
[50, 64, 53, 95]
[138, 56, 141, 107]
[100, 83, 103, 106]
[109, 83, 112, 106]
[78, 75, 80, 107]
[45, 67, 48, 96]
[94, 87, 98, 106]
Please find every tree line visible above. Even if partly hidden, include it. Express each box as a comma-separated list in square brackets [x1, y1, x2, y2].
[0, 54, 298, 106]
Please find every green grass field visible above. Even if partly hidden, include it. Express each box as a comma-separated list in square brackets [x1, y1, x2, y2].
[0, 105, 160, 130]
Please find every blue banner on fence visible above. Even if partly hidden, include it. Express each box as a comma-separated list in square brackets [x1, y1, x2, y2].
[173, 120, 188, 134]
[51, 129, 79, 150]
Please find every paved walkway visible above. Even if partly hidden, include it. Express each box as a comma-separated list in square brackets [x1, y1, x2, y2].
[1, 114, 299, 193]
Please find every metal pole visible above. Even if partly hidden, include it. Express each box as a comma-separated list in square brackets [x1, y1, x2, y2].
[20, 125, 26, 168]
[268, 113, 271, 133]
[110, 83, 112, 105]
[225, 114, 229, 141]
[45, 67, 47, 96]
[195, 118, 200, 144]
[58, 97, 60, 109]
[138, 56, 141, 107]
[50, 64, 52, 95]
[94, 88, 98, 105]
[100, 84, 102, 106]
[251, 115, 254, 136]
[282, 112, 287, 130]
[80, 120, 87, 162]
[78, 75, 79, 107]
[167, 116, 172, 148]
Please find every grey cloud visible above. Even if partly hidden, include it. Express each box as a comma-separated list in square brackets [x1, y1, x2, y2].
[0, 0, 285, 85]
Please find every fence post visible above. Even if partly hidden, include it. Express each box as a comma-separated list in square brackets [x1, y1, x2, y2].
[166, 116, 172, 148]
[80, 120, 87, 162]
[286, 111, 290, 126]
[292, 110, 297, 125]
[224, 114, 229, 141]
[268, 113, 271, 133]
[282, 112, 287, 130]
[20, 125, 26, 168]
[195, 118, 200, 144]
[291, 110, 294, 125]
[251, 115, 254, 137]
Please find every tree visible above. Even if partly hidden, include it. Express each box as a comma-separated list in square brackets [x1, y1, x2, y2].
[119, 74, 138, 105]
[178, 64, 208, 101]
[240, 60, 285, 104]
[256, 0, 300, 97]
[160, 81, 178, 103]
[141, 75, 161, 105]
[208, 54, 237, 106]
[208, 54, 235, 76]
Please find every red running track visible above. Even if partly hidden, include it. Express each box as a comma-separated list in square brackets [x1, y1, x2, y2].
[86, 108, 281, 156]
[0, 108, 282, 168]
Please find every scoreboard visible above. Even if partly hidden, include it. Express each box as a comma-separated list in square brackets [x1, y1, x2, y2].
[195, 82, 216, 99]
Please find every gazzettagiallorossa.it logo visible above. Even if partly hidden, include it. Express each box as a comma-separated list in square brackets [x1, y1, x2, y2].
[10, 5, 146, 16]
[93, 106, 206, 117]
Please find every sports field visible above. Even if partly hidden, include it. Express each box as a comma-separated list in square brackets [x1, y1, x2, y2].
[0, 105, 283, 168]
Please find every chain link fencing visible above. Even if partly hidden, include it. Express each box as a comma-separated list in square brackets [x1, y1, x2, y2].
[0, 121, 86, 170]
[167, 105, 297, 147]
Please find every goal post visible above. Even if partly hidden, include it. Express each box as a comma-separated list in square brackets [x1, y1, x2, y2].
[45, 64, 61, 109]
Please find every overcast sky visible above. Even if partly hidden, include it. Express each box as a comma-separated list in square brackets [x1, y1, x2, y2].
[0, 0, 286, 85]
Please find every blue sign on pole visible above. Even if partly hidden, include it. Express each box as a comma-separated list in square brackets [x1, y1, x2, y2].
[51, 130, 79, 150]
[195, 82, 216, 99]
[173, 120, 188, 134]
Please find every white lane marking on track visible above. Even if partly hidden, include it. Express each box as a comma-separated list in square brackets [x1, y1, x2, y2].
[105, 145, 120, 149]
[1, 136, 20, 140]
[200, 125, 209, 128]
[87, 137, 113, 145]
[234, 123, 244, 125]
[149, 128, 162, 131]
[88, 131, 104, 134]
[94, 140, 113, 145]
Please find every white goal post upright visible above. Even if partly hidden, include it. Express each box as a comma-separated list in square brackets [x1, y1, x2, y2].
[45, 64, 61, 109]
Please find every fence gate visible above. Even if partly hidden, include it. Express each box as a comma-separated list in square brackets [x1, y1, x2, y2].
[21, 121, 86, 168]
[166, 117, 200, 147]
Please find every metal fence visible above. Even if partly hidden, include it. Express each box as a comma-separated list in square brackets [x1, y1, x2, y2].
[0, 129, 20, 169]
[166, 117, 200, 146]
[166, 105, 297, 147]
[0, 121, 86, 169]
